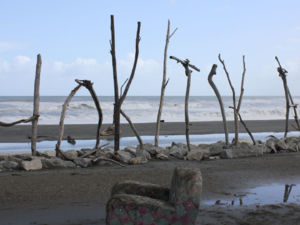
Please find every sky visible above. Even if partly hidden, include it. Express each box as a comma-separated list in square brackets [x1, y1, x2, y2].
[0, 0, 300, 96]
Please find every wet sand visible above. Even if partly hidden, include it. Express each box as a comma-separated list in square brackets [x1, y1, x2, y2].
[0, 119, 298, 143]
[1, 153, 300, 224]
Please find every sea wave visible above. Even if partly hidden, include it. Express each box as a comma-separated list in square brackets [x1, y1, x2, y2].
[0, 96, 299, 124]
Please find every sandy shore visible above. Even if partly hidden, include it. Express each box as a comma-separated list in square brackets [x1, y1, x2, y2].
[0, 119, 298, 143]
[1, 152, 300, 224]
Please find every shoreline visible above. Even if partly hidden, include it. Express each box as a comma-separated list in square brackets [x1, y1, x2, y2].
[0, 119, 298, 143]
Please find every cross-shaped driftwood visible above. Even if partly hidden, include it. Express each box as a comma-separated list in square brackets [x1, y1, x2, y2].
[170, 56, 200, 151]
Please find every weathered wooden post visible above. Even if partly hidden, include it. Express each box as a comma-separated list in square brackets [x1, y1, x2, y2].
[31, 54, 42, 156]
[218, 54, 239, 145]
[110, 15, 141, 153]
[154, 20, 177, 147]
[208, 64, 229, 145]
[275, 56, 290, 138]
[170, 56, 200, 151]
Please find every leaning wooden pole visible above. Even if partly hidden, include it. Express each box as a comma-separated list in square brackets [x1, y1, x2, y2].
[154, 20, 177, 147]
[56, 84, 82, 156]
[120, 109, 143, 148]
[31, 54, 42, 156]
[275, 56, 290, 138]
[208, 64, 229, 145]
[170, 56, 200, 151]
[218, 54, 239, 145]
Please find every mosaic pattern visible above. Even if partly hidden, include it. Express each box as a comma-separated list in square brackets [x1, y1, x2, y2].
[106, 167, 202, 225]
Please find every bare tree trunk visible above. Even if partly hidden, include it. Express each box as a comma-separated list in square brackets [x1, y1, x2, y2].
[218, 54, 239, 145]
[75, 79, 103, 149]
[208, 64, 229, 145]
[120, 109, 143, 148]
[110, 15, 120, 153]
[237, 55, 246, 112]
[275, 56, 290, 138]
[155, 20, 177, 147]
[31, 54, 42, 156]
[56, 84, 82, 156]
[185, 72, 191, 151]
[170, 56, 200, 151]
[110, 15, 141, 153]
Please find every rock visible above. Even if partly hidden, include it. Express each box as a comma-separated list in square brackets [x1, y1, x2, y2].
[237, 138, 253, 145]
[136, 149, 151, 160]
[124, 146, 137, 156]
[73, 158, 92, 168]
[169, 142, 188, 159]
[156, 153, 169, 160]
[43, 150, 56, 157]
[220, 143, 264, 159]
[116, 150, 134, 164]
[41, 157, 76, 169]
[209, 142, 226, 156]
[0, 160, 19, 170]
[265, 137, 278, 153]
[276, 139, 288, 151]
[63, 150, 78, 160]
[129, 156, 147, 165]
[287, 142, 298, 152]
[186, 148, 210, 161]
[20, 158, 42, 171]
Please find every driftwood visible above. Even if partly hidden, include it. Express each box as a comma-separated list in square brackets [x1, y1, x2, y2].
[75, 79, 103, 149]
[0, 116, 37, 127]
[92, 156, 126, 167]
[31, 54, 42, 156]
[275, 56, 290, 138]
[208, 64, 229, 145]
[287, 87, 300, 130]
[56, 84, 82, 156]
[170, 56, 200, 151]
[218, 54, 239, 145]
[110, 15, 141, 153]
[120, 109, 143, 148]
[154, 20, 177, 147]
[79, 143, 109, 158]
[229, 107, 256, 145]
[56, 79, 103, 156]
[283, 184, 295, 203]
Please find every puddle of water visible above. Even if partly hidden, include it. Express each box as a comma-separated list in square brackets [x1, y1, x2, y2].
[204, 183, 300, 206]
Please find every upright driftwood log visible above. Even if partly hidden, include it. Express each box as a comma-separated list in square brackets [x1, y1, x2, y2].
[110, 15, 141, 153]
[170, 56, 200, 151]
[275, 56, 290, 138]
[218, 54, 239, 145]
[154, 20, 177, 147]
[208, 64, 229, 145]
[31, 54, 42, 156]
[275, 56, 300, 134]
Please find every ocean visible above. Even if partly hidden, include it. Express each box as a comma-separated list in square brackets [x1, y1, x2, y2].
[0, 96, 297, 125]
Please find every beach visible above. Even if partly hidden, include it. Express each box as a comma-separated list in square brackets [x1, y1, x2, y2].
[1, 152, 300, 224]
[0, 119, 298, 143]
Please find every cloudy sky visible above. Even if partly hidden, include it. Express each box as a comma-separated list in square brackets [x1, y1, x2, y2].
[0, 0, 300, 96]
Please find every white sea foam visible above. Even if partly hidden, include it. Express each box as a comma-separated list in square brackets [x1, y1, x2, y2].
[0, 96, 299, 124]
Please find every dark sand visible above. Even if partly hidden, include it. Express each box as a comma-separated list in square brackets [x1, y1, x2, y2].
[1, 120, 300, 224]
[0, 119, 298, 143]
[1, 153, 300, 224]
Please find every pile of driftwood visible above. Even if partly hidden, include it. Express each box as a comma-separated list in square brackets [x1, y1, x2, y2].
[0, 15, 299, 165]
